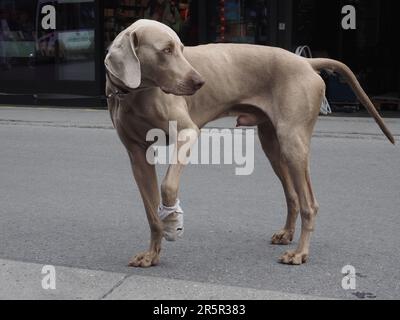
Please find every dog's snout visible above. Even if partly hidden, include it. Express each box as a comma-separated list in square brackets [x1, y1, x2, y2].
[193, 78, 205, 90]
[190, 74, 205, 91]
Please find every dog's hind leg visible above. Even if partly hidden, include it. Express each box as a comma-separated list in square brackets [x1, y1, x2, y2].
[276, 126, 319, 265]
[258, 120, 300, 245]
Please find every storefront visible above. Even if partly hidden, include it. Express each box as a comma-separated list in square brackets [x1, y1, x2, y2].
[0, 0, 279, 104]
[102, 1, 282, 47]
[292, 0, 400, 99]
[103, 0, 195, 48]
[0, 0, 204, 104]
[0, 0, 398, 106]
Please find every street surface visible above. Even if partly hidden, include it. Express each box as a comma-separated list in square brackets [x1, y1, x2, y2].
[0, 106, 399, 299]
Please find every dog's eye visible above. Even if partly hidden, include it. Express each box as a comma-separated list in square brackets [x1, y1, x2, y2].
[163, 47, 173, 55]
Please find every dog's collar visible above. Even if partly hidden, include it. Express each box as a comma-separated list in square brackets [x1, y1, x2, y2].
[106, 72, 153, 99]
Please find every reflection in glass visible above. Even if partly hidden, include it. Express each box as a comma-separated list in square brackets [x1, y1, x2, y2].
[207, 0, 270, 44]
[103, 0, 195, 49]
[0, 0, 96, 84]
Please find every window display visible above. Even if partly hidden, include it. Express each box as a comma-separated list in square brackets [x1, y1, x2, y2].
[0, 0, 96, 84]
[104, 0, 193, 49]
[207, 0, 270, 44]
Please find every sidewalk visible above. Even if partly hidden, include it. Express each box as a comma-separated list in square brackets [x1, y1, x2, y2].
[0, 259, 330, 300]
[1, 106, 399, 140]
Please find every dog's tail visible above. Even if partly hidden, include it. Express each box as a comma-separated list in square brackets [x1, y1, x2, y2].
[308, 58, 395, 145]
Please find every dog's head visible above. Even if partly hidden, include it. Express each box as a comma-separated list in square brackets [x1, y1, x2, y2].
[105, 19, 205, 96]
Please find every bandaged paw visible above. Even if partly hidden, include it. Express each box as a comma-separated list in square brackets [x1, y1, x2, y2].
[158, 199, 184, 242]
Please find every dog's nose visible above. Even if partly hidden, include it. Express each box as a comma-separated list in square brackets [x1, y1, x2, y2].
[192, 77, 205, 91]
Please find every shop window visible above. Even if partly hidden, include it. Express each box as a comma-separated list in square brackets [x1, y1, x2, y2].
[104, 0, 195, 49]
[206, 0, 270, 44]
[292, 0, 400, 95]
[0, 0, 96, 83]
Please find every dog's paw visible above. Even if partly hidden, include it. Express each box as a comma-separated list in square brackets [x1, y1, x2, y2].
[271, 229, 294, 245]
[158, 200, 184, 242]
[279, 250, 308, 265]
[162, 212, 184, 242]
[128, 251, 160, 268]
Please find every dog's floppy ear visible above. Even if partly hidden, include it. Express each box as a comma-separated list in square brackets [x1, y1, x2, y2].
[105, 30, 141, 89]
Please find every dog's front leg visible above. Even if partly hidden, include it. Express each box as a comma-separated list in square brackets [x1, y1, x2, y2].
[127, 145, 163, 268]
[160, 124, 200, 241]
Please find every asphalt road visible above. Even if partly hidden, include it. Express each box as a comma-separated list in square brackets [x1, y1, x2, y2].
[0, 107, 399, 300]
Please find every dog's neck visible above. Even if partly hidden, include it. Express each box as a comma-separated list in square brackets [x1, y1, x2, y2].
[106, 72, 156, 98]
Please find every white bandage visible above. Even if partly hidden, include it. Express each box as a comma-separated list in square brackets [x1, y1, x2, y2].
[158, 199, 184, 242]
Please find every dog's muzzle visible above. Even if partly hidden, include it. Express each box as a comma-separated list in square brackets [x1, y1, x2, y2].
[158, 199, 184, 241]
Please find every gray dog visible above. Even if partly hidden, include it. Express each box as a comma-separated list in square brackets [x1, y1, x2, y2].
[105, 19, 395, 267]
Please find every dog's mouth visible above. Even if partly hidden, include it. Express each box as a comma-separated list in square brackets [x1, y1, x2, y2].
[161, 81, 201, 96]
[161, 87, 173, 95]
[161, 87, 197, 96]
